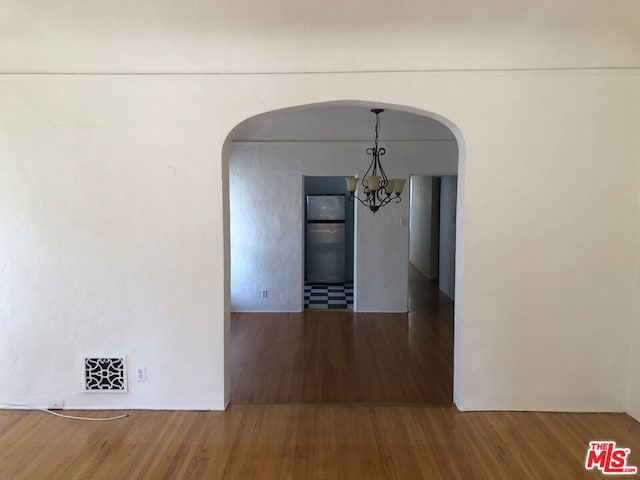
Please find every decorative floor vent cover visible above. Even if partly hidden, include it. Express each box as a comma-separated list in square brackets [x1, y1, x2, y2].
[84, 356, 128, 393]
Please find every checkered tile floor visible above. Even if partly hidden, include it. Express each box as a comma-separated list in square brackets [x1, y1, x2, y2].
[304, 282, 353, 310]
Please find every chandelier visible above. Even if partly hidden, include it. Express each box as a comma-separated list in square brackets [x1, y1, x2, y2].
[345, 109, 406, 213]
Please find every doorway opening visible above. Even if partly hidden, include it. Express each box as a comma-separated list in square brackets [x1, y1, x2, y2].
[408, 175, 457, 311]
[225, 101, 463, 406]
[304, 176, 355, 311]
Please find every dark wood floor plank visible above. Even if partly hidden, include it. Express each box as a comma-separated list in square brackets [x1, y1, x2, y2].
[1, 406, 639, 479]
[231, 265, 454, 404]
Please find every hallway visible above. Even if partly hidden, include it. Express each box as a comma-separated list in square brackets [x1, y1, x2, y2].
[230, 265, 453, 404]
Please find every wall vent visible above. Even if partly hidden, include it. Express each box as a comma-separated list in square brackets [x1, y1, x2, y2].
[83, 356, 128, 393]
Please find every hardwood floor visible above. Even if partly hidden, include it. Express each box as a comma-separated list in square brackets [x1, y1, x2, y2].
[1, 407, 639, 479]
[231, 265, 453, 404]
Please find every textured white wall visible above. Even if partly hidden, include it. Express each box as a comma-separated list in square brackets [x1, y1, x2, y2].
[229, 165, 303, 312]
[628, 176, 640, 422]
[229, 141, 457, 313]
[354, 193, 411, 313]
[1, 71, 639, 412]
[409, 176, 435, 279]
[0, 78, 228, 409]
[439, 176, 457, 299]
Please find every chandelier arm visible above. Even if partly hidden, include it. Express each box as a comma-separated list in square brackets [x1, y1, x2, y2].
[372, 190, 386, 208]
[370, 189, 378, 209]
[349, 191, 401, 209]
[377, 148, 389, 188]
[378, 193, 393, 208]
[378, 147, 387, 180]
[361, 150, 376, 189]
[380, 192, 403, 206]
[349, 192, 374, 208]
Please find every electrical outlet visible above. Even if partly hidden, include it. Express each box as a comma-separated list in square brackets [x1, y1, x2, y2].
[47, 400, 64, 410]
[261, 289, 268, 298]
[135, 367, 146, 382]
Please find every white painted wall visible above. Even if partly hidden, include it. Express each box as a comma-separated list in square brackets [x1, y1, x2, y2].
[230, 166, 303, 312]
[628, 176, 640, 422]
[229, 140, 457, 312]
[409, 176, 435, 278]
[1, 72, 639, 414]
[0, 78, 228, 409]
[439, 176, 457, 299]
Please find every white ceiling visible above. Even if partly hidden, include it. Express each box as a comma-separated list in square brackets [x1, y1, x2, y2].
[232, 106, 456, 142]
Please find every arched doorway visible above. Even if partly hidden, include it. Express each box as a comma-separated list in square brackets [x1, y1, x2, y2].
[222, 100, 466, 406]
